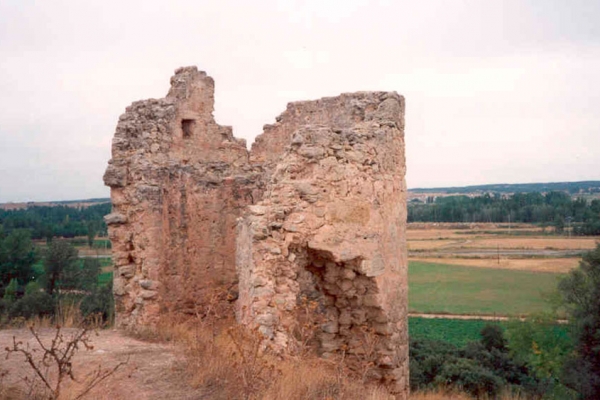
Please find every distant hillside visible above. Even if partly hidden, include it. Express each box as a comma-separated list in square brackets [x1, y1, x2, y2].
[409, 181, 600, 195]
[0, 197, 110, 211]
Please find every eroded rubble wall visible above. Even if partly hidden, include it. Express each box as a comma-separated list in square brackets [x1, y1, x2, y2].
[103, 67, 261, 328]
[237, 92, 408, 395]
[104, 67, 407, 396]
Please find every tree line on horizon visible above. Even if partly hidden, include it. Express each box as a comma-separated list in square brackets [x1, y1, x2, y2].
[409, 191, 600, 235]
[0, 203, 111, 242]
[409, 180, 600, 195]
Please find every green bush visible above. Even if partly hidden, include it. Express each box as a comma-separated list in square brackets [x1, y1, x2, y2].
[462, 341, 537, 394]
[3, 278, 18, 301]
[558, 243, 600, 398]
[0, 298, 10, 316]
[505, 315, 573, 380]
[8, 292, 55, 320]
[434, 358, 504, 397]
[480, 324, 507, 351]
[409, 323, 564, 398]
[409, 338, 460, 390]
[24, 280, 42, 295]
[79, 258, 101, 290]
[80, 283, 113, 323]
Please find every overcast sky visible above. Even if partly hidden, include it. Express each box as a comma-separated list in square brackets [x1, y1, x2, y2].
[1, 0, 599, 202]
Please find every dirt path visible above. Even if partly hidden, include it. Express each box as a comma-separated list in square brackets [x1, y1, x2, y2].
[0, 328, 205, 400]
[408, 313, 569, 324]
[409, 312, 514, 321]
[410, 248, 587, 258]
[409, 257, 579, 273]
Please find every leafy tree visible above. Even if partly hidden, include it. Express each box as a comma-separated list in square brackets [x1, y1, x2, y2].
[505, 315, 572, 381]
[434, 358, 503, 397]
[80, 282, 113, 323]
[86, 221, 98, 247]
[409, 338, 460, 390]
[0, 203, 110, 240]
[43, 240, 79, 295]
[591, 199, 600, 214]
[574, 218, 600, 236]
[79, 258, 101, 290]
[0, 229, 38, 292]
[407, 190, 600, 235]
[8, 291, 55, 320]
[480, 324, 507, 352]
[409, 323, 575, 398]
[558, 244, 600, 399]
[553, 215, 565, 234]
[24, 280, 42, 295]
[3, 278, 18, 302]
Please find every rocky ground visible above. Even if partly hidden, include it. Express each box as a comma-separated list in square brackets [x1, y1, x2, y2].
[0, 328, 204, 400]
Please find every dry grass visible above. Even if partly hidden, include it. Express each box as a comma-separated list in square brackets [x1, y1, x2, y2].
[460, 237, 598, 250]
[407, 223, 542, 240]
[131, 286, 537, 399]
[410, 391, 472, 399]
[408, 240, 467, 250]
[410, 257, 579, 273]
[144, 313, 526, 399]
[407, 223, 599, 250]
[5, 300, 104, 332]
[138, 288, 399, 400]
[77, 247, 111, 257]
[407, 223, 599, 276]
[408, 230, 471, 241]
[2, 313, 529, 400]
[408, 236, 598, 251]
[262, 359, 393, 400]
[410, 389, 528, 399]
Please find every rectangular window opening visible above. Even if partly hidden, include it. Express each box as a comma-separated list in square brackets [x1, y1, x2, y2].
[182, 119, 195, 138]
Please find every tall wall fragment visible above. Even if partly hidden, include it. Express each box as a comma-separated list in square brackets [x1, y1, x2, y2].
[103, 67, 260, 328]
[104, 67, 407, 397]
[237, 92, 408, 395]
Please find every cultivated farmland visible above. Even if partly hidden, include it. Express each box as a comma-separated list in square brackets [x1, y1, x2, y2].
[408, 261, 561, 316]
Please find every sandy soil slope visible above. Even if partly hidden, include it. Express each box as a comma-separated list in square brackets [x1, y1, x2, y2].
[0, 328, 205, 400]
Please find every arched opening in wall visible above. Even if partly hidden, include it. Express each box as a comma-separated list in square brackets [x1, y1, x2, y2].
[296, 248, 390, 381]
[181, 119, 195, 138]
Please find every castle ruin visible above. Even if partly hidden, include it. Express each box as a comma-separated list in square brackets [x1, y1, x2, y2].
[103, 67, 408, 396]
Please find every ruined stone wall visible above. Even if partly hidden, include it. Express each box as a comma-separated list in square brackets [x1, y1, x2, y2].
[103, 67, 261, 328]
[236, 93, 407, 395]
[104, 67, 407, 396]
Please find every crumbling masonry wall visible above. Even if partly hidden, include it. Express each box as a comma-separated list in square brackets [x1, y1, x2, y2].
[104, 67, 407, 396]
[103, 68, 261, 327]
[237, 93, 408, 393]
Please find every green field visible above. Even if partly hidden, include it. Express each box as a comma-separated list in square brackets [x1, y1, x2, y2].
[97, 257, 112, 268]
[409, 317, 495, 346]
[409, 261, 563, 316]
[409, 317, 572, 348]
[98, 271, 113, 286]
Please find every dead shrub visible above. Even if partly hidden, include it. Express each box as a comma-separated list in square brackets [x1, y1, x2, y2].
[227, 325, 280, 399]
[345, 325, 383, 383]
[3, 326, 126, 400]
[287, 295, 325, 357]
